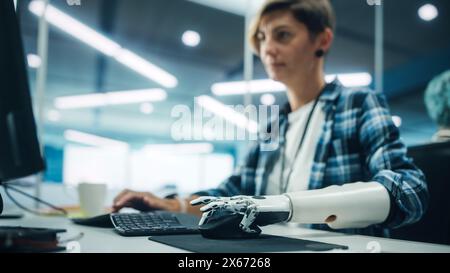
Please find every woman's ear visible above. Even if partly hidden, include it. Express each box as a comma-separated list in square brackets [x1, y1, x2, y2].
[316, 28, 334, 55]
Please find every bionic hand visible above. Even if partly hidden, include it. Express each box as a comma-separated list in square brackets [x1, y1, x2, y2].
[191, 182, 391, 235]
[190, 195, 292, 234]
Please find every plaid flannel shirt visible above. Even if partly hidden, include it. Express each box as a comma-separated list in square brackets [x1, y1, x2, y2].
[195, 81, 429, 237]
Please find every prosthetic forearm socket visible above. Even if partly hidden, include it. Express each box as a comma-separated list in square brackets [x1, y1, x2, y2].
[284, 182, 391, 229]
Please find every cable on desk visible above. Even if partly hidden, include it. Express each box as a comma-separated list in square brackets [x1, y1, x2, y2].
[1, 182, 68, 217]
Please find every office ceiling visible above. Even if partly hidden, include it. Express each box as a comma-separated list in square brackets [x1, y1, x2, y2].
[15, 0, 450, 148]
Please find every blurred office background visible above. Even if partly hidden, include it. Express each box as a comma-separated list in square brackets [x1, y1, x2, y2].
[12, 0, 450, 195]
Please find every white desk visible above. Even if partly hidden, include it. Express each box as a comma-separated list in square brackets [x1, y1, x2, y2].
[1, 214, 449, 253]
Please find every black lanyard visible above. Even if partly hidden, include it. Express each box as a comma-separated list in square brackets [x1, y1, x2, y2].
[278, 92, 324, 194]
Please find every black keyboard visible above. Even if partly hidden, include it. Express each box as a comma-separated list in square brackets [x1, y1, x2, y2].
[110, 212, 199, 236]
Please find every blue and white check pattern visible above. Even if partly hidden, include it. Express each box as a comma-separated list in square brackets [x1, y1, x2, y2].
[194, 81, 428, 237]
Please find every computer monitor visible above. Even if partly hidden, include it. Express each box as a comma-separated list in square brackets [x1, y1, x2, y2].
[0, 0, 46, 214]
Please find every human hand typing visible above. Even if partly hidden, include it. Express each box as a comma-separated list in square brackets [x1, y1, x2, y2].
[112, 189, 180, 212]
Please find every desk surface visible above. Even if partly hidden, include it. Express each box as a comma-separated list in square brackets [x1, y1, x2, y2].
[1, 214, 450, 253]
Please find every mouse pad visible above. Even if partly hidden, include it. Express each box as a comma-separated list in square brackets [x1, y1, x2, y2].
[149, 234, 348, 253]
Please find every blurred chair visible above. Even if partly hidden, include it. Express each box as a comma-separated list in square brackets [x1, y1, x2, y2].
[390, 141, 450, 245]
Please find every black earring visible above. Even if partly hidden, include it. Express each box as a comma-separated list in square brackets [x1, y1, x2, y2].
[315, 49, 325, 58]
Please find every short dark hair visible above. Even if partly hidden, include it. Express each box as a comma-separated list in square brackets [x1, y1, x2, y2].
[249, 0, 336, 55]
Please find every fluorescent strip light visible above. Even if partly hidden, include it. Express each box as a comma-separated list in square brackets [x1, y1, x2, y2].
[144, 143, 214, 154]
[212, 73, 372, 96]
[196, 96, 258, 133]
[115, 49, 178, 88]
[55, 88, 167, 110]
[28, 0, 178, 88]
[64, 130, 129, 148]
[187, 0, 265, 16]
[212, 79, 285, 96]
[29, 1, 121, 56]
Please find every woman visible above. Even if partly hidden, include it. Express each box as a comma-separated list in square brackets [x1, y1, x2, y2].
[113, 0, 428, 237]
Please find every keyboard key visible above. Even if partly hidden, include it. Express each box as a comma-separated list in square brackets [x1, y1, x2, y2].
[110, 212, 199, 237]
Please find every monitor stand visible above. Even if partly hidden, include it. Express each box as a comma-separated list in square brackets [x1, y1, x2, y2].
[0, 182, 24, 218]
[0, 184, 3, 215]
[0, 179, 4, 214]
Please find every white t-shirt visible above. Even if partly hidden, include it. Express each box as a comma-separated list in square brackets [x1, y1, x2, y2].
[265, 101, 325, 195]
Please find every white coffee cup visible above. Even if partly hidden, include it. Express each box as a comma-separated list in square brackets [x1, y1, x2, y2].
[77, 182, 107, 217]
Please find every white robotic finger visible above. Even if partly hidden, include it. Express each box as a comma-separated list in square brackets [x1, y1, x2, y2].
[200, 200, 228, 212]
[239, 204, 259, 233]
[230, 195, 247, 200]
[190, 196, 219, 206]
[199, 210, 214, 226]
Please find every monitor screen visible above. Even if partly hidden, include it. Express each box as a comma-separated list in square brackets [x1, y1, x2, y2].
[0, 0, 45, 182]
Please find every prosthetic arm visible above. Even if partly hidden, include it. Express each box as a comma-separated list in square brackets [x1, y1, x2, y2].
[286, 182, 391, 229]
[191, 182, 391, 234]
